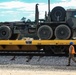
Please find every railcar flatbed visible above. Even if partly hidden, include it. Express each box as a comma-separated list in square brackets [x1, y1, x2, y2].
[0, 40, 76, 45]
[0, 40, 75, 55]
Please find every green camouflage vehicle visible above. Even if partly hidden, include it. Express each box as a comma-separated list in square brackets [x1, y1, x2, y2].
[0, 0, 76, 40]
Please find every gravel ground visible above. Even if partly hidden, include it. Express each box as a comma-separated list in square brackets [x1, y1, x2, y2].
[0, 56, 76, 75]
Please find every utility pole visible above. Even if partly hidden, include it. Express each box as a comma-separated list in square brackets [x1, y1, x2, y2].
[47, 0, 51, 21]
[48, 0, 50, 14]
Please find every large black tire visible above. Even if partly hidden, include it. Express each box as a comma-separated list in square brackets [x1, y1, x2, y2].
[0, 25, 12, 40]
[37, 25, 53, 39]
[10, 34, 20, 40]
[51, 6, 66, 21]
[55, 24, 71, 39]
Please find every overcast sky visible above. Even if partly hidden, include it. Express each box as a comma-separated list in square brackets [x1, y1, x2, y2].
[0, 0, 76, 22]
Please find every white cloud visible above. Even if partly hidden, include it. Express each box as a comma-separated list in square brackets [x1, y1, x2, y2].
[0, 0, 75, 10]
[0, 1, 23, 9]
[61, 0, 66, 1]
[0, 1, 36, 9]
[51, 0, 76, 9]
[1, 10, 15, 14]
[61, 0, 68, 2]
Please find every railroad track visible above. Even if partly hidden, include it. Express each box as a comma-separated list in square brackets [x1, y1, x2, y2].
[0, 51, 67, 56]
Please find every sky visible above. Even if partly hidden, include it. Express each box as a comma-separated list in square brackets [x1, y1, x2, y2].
[0, 0, 76, 22]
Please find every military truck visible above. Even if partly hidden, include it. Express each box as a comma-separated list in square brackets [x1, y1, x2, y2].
[0, 0, 76, 40]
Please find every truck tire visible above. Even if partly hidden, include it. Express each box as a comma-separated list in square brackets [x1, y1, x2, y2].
[0, 25, 12, 40]
[51, 6, 66, 21]
[55, 24, 71, 39]
[37, 25, 53, 39]
[10, 34, 20, 40]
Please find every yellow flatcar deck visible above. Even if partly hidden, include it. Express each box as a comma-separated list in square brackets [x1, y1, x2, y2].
[0, 40, 76, 45]
[0, 40, 76, 51]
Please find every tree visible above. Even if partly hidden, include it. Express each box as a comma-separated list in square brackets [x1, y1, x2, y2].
[21, 17, 26, 22]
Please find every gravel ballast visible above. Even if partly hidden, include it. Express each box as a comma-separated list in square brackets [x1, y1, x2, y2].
[0, 56, 76, 75]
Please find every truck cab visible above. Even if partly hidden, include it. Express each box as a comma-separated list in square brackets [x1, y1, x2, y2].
[66, 9, 76, 38]
[66, 9, 76, 29]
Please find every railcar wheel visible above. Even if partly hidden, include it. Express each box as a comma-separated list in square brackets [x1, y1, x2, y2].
[51, 6, 66, 21]
[0, 25, 12, 40]
[37, 25, 53, 39]
[55, 25, 71, 39]
[50, 46, 66, 54]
